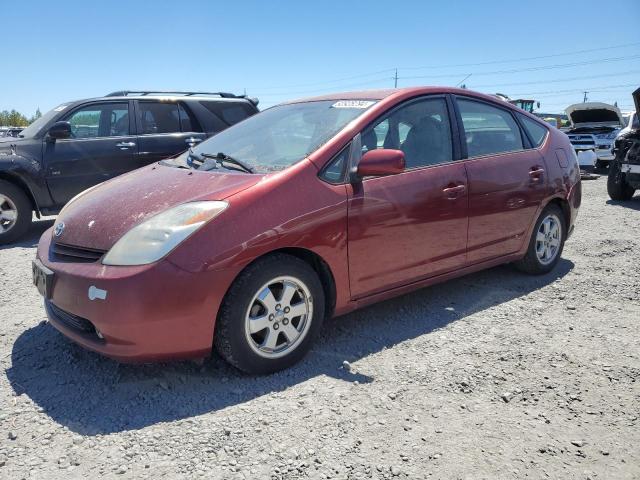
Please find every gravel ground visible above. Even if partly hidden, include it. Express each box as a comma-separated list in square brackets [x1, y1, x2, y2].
[1, 178, 639, 479]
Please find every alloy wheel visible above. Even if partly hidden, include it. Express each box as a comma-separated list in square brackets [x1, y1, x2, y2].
[535, 214, 562, 265]
[244, 276, 313, 359]
[0, 194, 18, 234]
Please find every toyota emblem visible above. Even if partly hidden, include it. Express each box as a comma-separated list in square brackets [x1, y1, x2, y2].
[54, 222, 65, 237]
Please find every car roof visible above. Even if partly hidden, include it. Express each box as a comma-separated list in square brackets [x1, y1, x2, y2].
[283, 86, 502, 104]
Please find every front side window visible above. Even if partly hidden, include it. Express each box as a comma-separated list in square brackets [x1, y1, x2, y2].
[66, 103, 129, 139]
[361, 97, 453, 169]
[518, 114, 548, 147]
[174, 100, 375, 174]
[457, 98, 523, 157]
[138, 102, 180, 134]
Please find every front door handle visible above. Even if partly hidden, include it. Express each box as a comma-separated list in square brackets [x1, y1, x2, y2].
[442, 184, 466, 199]
[116, 141, 136, 150]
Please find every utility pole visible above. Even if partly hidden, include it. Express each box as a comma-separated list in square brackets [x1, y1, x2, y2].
[394, 69, 398, 88]
[583, 91, 588, 103]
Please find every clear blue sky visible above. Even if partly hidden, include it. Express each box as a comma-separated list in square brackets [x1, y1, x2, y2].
[2, 0, 639, 116]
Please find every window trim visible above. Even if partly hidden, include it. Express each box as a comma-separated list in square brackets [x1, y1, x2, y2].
[453, 95, 530, 160]
[60, 100, 133, 140]
[515, 112, 549, 149]
[356, 94, 461, 175]
[318, 142, 352, 185]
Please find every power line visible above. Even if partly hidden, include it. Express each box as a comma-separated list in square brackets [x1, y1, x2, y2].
[467, 70, 640, 89]
[398, 55, 640, 80]
[398, 42, 640, 70]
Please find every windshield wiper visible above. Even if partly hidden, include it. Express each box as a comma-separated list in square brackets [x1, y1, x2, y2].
[189, 150, 254, 173]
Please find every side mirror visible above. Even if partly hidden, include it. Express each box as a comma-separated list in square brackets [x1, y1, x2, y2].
[356, 149, 405, 178]
[48, 121, 72, 140]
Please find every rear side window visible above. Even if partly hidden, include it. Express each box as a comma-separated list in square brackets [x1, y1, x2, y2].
[457, 98, 523, 157]
[138, 102, 180, 134]
[200, 101, 256, 126]
[178, 103, 202, 133]
[518, 114, 548, 147]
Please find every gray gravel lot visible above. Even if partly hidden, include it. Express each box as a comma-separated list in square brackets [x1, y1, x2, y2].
[0, 178, 639, 479]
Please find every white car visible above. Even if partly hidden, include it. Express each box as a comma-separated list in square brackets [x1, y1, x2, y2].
[565, 102, 625, 169]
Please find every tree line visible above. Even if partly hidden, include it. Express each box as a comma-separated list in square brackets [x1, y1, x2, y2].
[0, 108, 42, 127]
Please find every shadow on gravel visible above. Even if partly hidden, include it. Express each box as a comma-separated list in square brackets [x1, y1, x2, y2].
[0, 218, 55, 251]
[6, 259, 574, 435]
[606, 197, 640, 211]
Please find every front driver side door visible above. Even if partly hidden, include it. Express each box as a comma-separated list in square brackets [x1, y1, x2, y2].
[347, 96, 469, 299]
[43, 101, 136, 206]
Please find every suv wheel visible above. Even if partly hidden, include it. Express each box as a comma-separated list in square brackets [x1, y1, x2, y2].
[607, 160, 635, 201]
[515, 204, 565, 275]
[214, 254, 325, 374]
[0, 180, 32, 245]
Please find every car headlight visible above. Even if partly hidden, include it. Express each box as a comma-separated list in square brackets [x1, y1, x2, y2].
[596, 132, 618, 140]
[102, 201, 228, 266]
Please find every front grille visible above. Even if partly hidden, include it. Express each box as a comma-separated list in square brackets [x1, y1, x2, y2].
[46, 300, 99, 336]
[570, 140, 596, 146]
[50, 242, 106, 263]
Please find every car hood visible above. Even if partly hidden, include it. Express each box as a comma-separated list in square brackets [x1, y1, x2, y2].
[565, 102, 625, 128]
[53, 163, 265, 251]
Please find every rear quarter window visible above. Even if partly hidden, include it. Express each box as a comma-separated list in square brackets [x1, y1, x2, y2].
[200, 101, 257, 126]
[518, 114, 549, 148]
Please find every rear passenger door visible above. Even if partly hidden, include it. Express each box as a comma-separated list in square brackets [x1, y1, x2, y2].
[134, 100, 206, 164]
[455, 96, 549, 263]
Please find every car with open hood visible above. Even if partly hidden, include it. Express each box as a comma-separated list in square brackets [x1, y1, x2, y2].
[565, 102, 625, 169]
[33, 87, 581, 374]
[607, 88, 640, 201]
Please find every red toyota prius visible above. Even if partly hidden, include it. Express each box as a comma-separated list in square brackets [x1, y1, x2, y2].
[33, 87, 581, 374]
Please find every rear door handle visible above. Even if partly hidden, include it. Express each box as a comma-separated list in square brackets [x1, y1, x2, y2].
[529, 166, 545, 182]
[185, 137, 203, 146]
[442, 184, 466, 199]
[116, 142, 136, 150]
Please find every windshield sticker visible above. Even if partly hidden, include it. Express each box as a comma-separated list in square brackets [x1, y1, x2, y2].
[331, 100, 375, 109]
[53, 105, 68, 112]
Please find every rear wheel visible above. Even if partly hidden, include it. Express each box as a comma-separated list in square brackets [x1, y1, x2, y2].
[607, 160, 635, 201]
[214, 254, 325, 374]
[515, 204, 565, 275]
[0, 180, 32, 245]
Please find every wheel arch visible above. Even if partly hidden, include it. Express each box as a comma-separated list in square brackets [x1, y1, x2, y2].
[0, 171, 38, 215]
[221, 247, 338, 322]
[545, 197, 570, 234]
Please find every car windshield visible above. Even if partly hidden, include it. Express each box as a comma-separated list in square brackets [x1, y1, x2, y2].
[172, 100, 376, 174]
[18, 104, 69, 138]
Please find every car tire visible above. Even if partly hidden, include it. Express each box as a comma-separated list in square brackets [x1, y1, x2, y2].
[607, 160, 635, 201]
[214, 253, 325, 374]
[0, 180, 32, 245]
[514, 204, 565, 275]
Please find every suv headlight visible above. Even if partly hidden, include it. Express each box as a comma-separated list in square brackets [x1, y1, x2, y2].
[102, 201, 228, 266]
[596, 132, 618, 140]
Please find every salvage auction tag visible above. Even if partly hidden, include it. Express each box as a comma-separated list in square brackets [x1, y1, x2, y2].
[331, 100, 376, 109]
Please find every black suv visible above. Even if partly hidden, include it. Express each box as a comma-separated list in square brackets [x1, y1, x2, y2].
[608, 87, 640, 201]
[0, 90, 259, 243]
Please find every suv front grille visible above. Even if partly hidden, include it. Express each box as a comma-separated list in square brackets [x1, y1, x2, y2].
[50, 243, 106, 263]
[46, 301, 101, 338]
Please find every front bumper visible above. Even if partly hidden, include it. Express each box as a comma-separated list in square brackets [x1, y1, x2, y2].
[36, 229, 237, 362]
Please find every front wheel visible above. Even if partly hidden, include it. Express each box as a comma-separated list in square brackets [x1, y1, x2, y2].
[214, 254, 325, 374]
[515, 205, 565, 275]
[0, 180, 32, 245]
[607, 160, 635, 201]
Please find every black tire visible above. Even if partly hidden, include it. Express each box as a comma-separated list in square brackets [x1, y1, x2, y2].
[607, 160, 635, 201]
[0, 179, 32, 245]
[514, 204, 566, 275]
[595, 159, 608, 170]
[214, 253, 325, 374]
